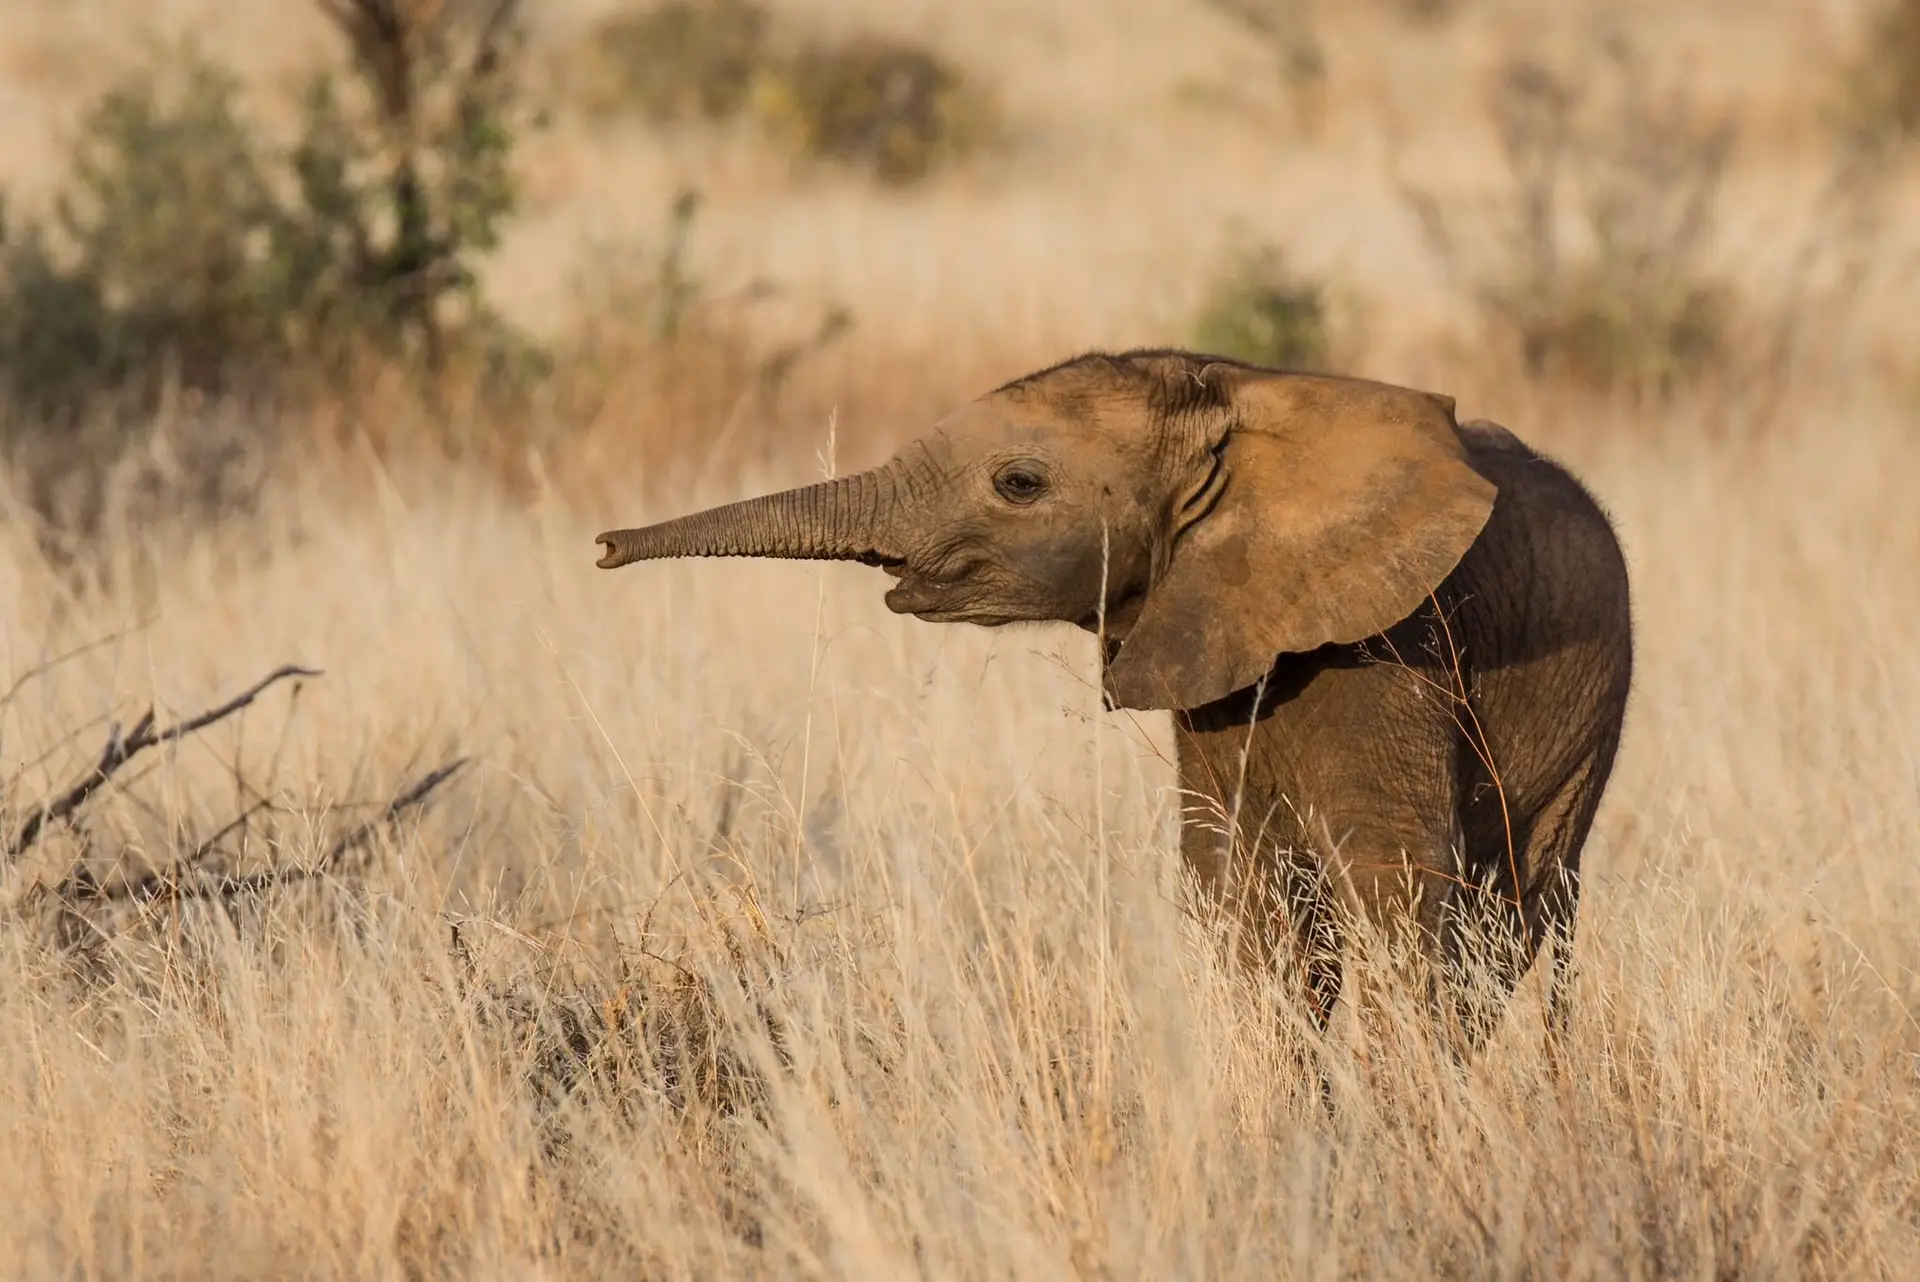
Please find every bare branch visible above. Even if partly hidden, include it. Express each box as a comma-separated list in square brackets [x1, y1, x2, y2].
[76, 757, 467, 909]
[186, 797, 283, 868]
[7, 665, 321, 863]
[319, 0, 416, 121]
[327, 756, 469, 865]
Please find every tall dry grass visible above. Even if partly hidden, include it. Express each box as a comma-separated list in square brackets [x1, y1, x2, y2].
[2, 378, 1917, 1278]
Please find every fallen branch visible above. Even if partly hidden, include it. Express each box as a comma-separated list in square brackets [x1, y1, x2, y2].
[76, 758, 469, 909]
[6, 665, 321, 864]
[326, 757, 469, 867]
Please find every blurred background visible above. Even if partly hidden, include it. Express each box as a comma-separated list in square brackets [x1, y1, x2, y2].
[0, 0, 1913, 522]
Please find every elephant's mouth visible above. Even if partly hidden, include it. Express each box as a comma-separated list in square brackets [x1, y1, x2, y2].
[880, 559, 1013, 624]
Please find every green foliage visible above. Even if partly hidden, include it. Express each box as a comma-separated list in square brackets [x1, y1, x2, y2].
[1192, 249, 1332, 371]
[585, 0, 769, 124]
[0, 58, 289, 422]
[0, 2, 533, 436]
[576, 1, 993, 185]
[756, 37, 988, 185]
[1506, 262, 1728, 397]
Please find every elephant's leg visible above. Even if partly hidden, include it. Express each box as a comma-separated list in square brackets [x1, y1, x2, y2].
[1538, 863, 1580, 1072]
[1438, 747, 1610, 1060]
[1173, 638, 1465, 1049]
[1520, 752, 1612, 1063]
[1177, 808, 1346, 1032]
[1244, 842, 1347, 1112]
[1313, 815, 1477, 1056]
[1428, 866, 1530, 1059]
[1246, 754, 1467, 1050]
[1272, 845, 1346, 1032]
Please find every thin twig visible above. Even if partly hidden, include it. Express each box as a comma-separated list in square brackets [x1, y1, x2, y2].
[76, 797, 286, 906]
[79, 758, 468, 909]
[0, 617, 157, 712]
[327, 757, 469, 865]
[6, 665, 321, 863]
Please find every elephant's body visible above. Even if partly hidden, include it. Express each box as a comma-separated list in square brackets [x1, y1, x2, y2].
[1171, 418, 1632, 1040]
[595, 349, 1636, 1053]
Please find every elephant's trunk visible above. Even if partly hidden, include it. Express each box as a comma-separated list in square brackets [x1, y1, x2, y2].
[595, 465, 902, 569]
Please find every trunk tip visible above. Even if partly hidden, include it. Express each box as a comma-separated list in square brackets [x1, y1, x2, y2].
[595, 531, 632, 569]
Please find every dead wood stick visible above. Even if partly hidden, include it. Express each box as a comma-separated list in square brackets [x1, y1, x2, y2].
[90, 757, 468, 907]
[7, 665, 321, 863]
[326, 757, 470, 866]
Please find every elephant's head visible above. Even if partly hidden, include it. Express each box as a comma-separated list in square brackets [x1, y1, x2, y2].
[596, 350, 1497, 711]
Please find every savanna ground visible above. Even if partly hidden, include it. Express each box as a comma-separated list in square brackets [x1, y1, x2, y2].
[1, 0, 1918, 1277]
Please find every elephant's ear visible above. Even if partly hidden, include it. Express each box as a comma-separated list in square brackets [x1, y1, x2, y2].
[1102, 367, 1497, 711]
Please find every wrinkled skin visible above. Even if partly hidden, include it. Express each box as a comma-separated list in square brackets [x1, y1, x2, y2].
[596, 349, 1633, 1052]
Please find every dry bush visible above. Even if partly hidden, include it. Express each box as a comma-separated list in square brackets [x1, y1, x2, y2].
[1841, 0, 1920, 145]
[1203, 0, 1324, 81]
[755, 36, 991, 186]
[1388, 0, 1462, 18]
[1407, 38, 1739, 399]
[1199, 0, 1328, 134]
[569, 0, 996, 185]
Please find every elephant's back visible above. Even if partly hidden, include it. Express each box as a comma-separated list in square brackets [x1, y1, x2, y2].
[1454, 419, 1632, 653]
[1447, 420, 1634, 804]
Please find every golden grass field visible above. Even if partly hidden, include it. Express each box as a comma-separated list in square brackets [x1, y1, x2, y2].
[2, 0, 1919, 1277]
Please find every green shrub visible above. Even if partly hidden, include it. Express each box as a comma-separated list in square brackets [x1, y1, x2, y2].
[281, 1, 530, 383]
[754, 37, 987, 185]
[552, 189, 855, 467]
[583, 0, 770, 124]
[573, 1, 993, 185]
[0, 2, 534, 438]
[0, 58, 290, 424]
[1192, 249, 1332, 371]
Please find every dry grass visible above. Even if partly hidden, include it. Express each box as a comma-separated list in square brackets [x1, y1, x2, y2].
[2, 0, 1919, 1277]
[2, 386, 1917, 1278]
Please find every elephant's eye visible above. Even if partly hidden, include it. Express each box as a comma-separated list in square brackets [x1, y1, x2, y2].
[993, 467, 1048, 505]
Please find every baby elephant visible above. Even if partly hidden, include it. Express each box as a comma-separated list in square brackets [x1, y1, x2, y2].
[596, 350, 1632, 1052]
